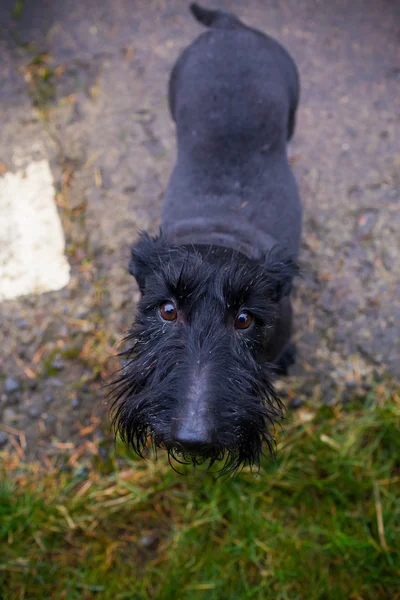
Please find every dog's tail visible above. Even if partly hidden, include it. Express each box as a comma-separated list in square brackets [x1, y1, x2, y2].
[190, 3, 242, 29]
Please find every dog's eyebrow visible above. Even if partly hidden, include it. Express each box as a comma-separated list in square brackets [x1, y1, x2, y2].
[175, 248, 192, 291]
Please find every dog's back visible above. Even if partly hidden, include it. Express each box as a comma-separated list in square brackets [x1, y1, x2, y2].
[169, 4, 299, 150]
[114, 5, 304, 470]
[162, 4, 302, 260]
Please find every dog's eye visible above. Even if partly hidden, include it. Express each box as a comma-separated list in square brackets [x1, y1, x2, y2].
[160, 301, 177, 321]
[235, 311, 253, 330]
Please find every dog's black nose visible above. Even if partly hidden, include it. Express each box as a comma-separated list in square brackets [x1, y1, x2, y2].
[171, 423, 215, 454]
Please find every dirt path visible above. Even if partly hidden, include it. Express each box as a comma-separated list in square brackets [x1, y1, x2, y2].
[0, 0, 399, 459]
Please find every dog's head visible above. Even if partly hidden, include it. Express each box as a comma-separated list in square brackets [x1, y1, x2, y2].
[111, 232, 298, 475]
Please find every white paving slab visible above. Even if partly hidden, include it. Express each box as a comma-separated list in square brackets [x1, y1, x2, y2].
[0, 159, 70, 301]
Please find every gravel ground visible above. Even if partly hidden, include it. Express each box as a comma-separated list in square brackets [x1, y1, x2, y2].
[0, 0, 399, 460]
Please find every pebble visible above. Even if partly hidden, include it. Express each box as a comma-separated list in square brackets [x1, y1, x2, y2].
[93, 430, 104, 442]
[27, 405, 42, 418]
[60, 464, 72, 473]
[0, 431, 9, 447]
[288, 397, 303, 409]
[138, 534, 158, 549]
[48, 378, 64, 387]
[4, 377, 20, 394]
[51, 359, 65, 371]
[98, 446, 109, 459]
[17, 319, 28, 329]
[356, 210, 377, 238]
[2, 391, 19, 406]
[71, 396, 80, 408]
[345, 380, 357, 389]
[75, 465, 89, 478]
[323, 395, 337, 407]
[3, 408, 17, 425]
[341, 392, 351, 404]
[44, 393, 54, 404]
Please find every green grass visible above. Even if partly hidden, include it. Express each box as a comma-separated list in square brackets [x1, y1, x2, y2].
[1, 390, 399, 600]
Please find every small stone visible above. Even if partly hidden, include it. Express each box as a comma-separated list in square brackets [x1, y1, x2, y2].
[2, 391, 20, 406]
[0, 431, 9, 447]
[71, 396, 80, 408]
[341, 391, 350, 404]
[347, 127, 357, 138]
[17, 319, 28, 329]
[3, 408, 17, 425]
[98, 446, 109, 459]
[323, 395, 337, 407]
[27, 405, 41, 418]
[76, 465, 89, 478]
[51, 359, 64, 371]
[345, 380, 357, 389]
[138, 534, 158, 549]
[44, 393, 54, 404]
[356, 210, 377, 238]
[288, 397, 303, 409]
[381, 250, 394, 272]
[94, 430, 104, 442]
[60, 464, 72, 473]
[4, 377, 20, 394]
[48, 378, 64, 387]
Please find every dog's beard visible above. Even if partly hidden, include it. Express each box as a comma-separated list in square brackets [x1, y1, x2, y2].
[110, 326, 284, 477]
[110, 240, 296, 476]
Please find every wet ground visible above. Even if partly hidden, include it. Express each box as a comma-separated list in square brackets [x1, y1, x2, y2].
[0, 0, 399, 460]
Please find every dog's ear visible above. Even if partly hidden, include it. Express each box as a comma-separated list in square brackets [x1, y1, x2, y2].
[129, 232, 163, 293]
[262, 246, 299, 302]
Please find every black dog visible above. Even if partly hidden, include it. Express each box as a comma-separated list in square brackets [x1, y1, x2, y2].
[111, 4, 302, 475]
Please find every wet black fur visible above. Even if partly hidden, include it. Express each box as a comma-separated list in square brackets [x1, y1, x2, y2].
[111, 236, 298, 475]
[110, 4, 302, 475]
